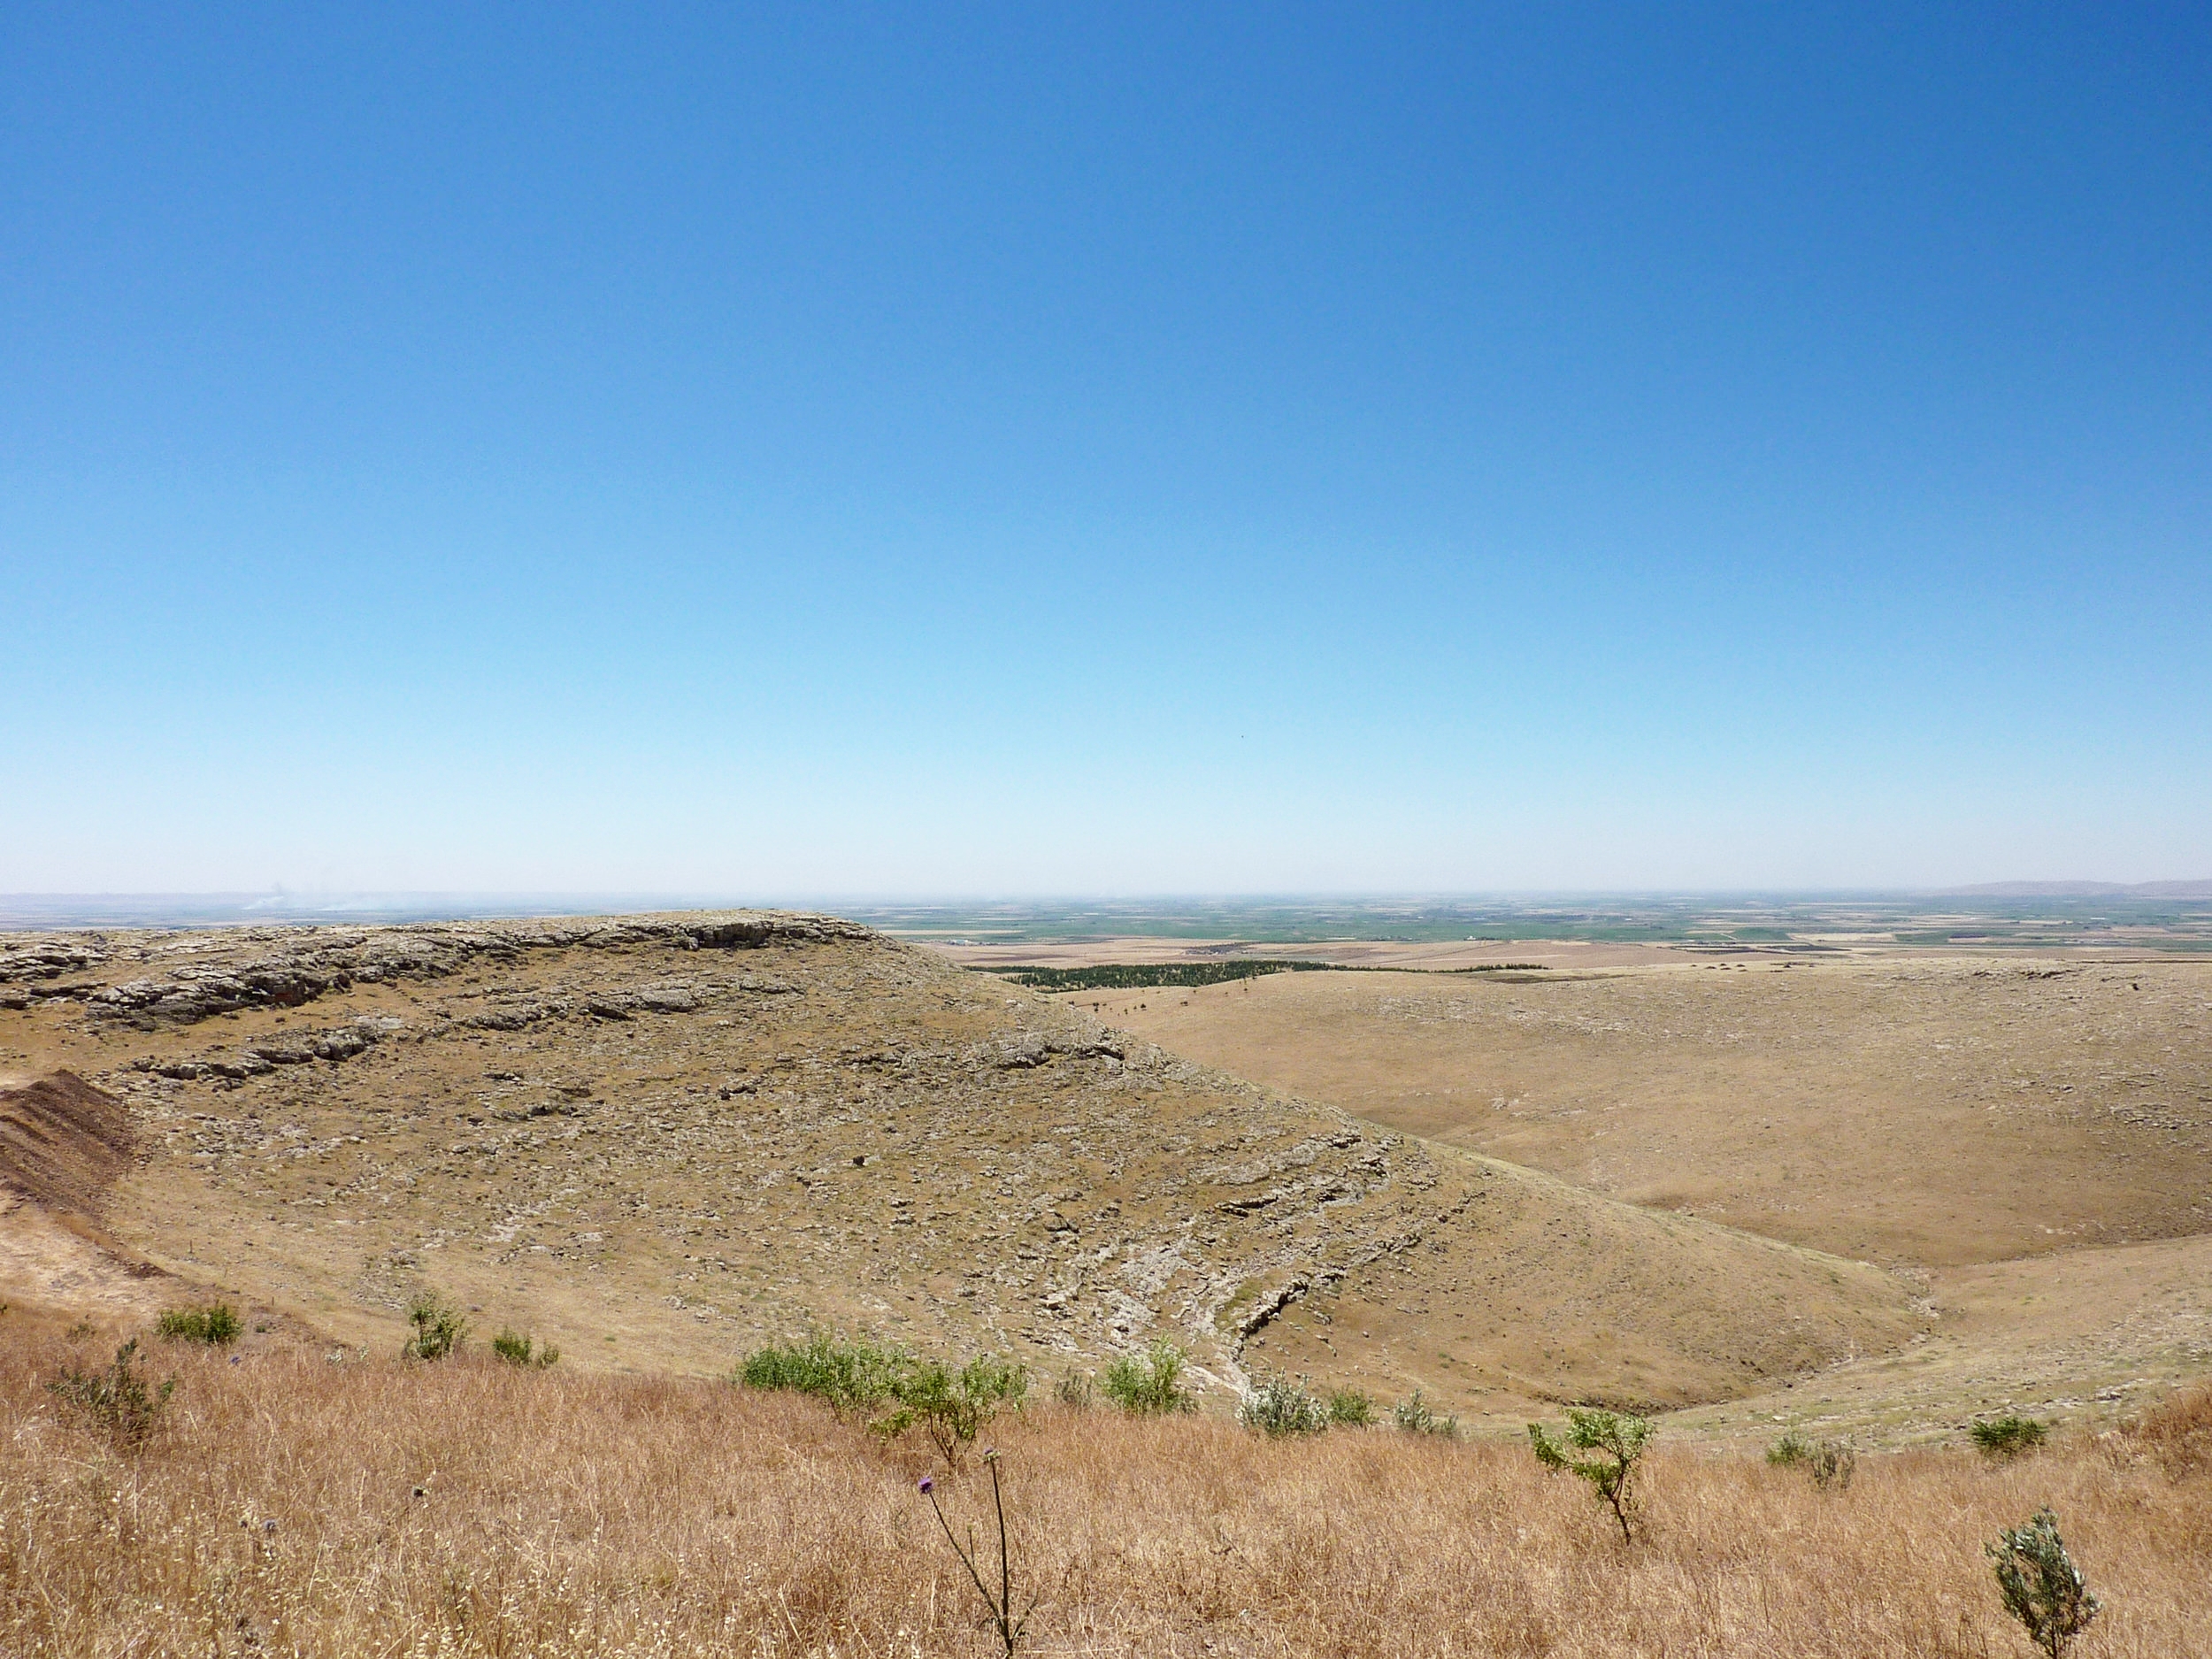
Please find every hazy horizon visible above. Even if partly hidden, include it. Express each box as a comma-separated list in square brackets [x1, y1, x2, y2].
[6, 882, 2210, 941]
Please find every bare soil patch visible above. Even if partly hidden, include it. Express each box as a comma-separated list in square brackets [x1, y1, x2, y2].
[0, 1071, 135, 1218]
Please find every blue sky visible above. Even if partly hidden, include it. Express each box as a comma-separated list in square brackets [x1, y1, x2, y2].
[4, 3, 2208, 895]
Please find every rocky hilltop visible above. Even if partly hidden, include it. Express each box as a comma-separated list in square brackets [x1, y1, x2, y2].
[0, 913, 1924, 1413]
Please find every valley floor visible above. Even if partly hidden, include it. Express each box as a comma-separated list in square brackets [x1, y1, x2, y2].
[1080, 952, 2212, 1443]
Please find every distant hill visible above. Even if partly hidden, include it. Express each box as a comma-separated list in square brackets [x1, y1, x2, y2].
[1942, 879, 2212, 899]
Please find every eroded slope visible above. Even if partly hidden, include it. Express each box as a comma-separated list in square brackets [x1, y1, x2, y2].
[0, 915, 1921, 1412]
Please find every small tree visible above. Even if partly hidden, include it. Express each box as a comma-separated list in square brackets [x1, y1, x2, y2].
[1987, 1509, 2100, 1659]
[1529, 1408, 1653, 1542]
[1326, 1386, 1377, 1427]
[156, 1302, 242, 1345]
[1393, 1390, 1458, 1438]
[48, 1340, 176, 1448]
[402, 1292, 467, 1362]
[1972, 1415, 2048, 1460]
[738, 1331, 909, 1416]
[1769, 1430, 1855, 1490]
[874, 1355, 1028, 1462]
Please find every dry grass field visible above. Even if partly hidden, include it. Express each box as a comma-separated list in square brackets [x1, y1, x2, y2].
[1082, 957, 2212, 1266]
[3, 1323, 2206, 1659]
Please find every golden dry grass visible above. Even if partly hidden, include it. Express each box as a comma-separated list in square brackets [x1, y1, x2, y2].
[2135, 1381, 2212, 1480]
[4, 1326, 2206, 1659]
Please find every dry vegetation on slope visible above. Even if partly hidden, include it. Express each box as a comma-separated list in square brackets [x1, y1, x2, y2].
[0, 916, 1916, 1418]
[1087, 959, 2212, 1265]
[1087, 957, 2212, 1438]
[2, 1332, 2206, 1659]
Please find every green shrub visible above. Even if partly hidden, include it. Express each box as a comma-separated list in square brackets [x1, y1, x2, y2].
[1768, 1430, 1854, 1489]
[156, 1302, 242, 1346]
[872, 1354, 1029, 1461]
[1100, 1340, 1197, 1416]
[1392, 1390, 1458, 1438]
[1988, 1509, 2100, 1658]
[48, 1339, 176, 1448]
[1055, 1371, 1095, 1409]
[993, 960, 1331, 993]
[1326, 1386, 1377, 1427]
[738, 1332, 910, 1416]
[741, 1332, 1026, 1456]
[402, 1292, 467, 1362]
[1530, 1409, 1654, 1542]
[1238, 1373, 1331, 1437]
[491, 1327, 560, 1368]
[1972, 1415, 2048, 1460]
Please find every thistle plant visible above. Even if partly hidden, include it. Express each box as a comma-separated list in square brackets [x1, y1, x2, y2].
[1529, 1408, 1653, 1542]
[918, 1449, 1036, 1658]
[48, 1339, 176, 1448]
[1987, 1509, 2100, 1658]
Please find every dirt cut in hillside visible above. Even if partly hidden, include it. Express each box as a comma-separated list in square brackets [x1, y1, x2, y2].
[0, 1071, 135, 1218]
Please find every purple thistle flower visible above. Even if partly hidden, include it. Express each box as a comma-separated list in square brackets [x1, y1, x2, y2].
[917, 1476, 934, 1494]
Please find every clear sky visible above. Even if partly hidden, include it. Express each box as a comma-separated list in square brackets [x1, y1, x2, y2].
[4, 4, 2208, 897]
